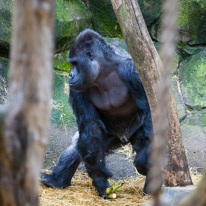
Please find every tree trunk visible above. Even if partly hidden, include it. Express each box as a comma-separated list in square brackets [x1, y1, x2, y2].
[110, 0, 192, 191]
[0, 0, 54, 205]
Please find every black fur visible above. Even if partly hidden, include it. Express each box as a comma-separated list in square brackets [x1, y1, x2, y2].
[41, 29, 153, 198]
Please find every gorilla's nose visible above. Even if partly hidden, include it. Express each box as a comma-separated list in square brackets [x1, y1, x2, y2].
[69, 71, 74, 80]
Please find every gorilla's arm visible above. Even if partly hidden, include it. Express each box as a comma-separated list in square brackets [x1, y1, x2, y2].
[41, 90, 106, 189]
[41, 91, 106, 189]
[69, 89, 104, 128]
[69, 89, 112, 197]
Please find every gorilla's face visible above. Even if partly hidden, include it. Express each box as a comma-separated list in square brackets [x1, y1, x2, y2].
[67, 33, 105, 91]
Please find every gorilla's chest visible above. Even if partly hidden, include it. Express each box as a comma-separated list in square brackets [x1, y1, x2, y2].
[88, 71, 137, 116]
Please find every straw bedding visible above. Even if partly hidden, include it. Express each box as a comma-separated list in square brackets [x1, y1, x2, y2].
[39, 168, 201, 206]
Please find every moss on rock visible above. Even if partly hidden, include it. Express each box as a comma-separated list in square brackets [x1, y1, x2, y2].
[179, 50, 206, 107]
[178, 0, 206, 44]
[0, 0, 12, 43]
[51, 72, 75, 125]
[55, 0, 92, 52]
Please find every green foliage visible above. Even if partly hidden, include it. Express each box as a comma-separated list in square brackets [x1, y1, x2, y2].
[54, 51, 72, 74]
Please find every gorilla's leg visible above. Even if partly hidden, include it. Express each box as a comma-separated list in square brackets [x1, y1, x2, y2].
[41, 132, 81, 188]
[78, 132, 114, 198]
[130, 131, 150, 194]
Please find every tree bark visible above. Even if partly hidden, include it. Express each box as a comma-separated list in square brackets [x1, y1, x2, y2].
[0, 0, 54, 205]
[110, 0, 192, 191]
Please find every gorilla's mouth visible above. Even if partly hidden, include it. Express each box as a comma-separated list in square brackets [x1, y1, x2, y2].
[69, 80, 79, 86]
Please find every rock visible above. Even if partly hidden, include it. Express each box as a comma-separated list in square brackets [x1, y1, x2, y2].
[105, 38, 129, 53]
[0, 59, 75, 125]
[164, 185, 196, 199]
[55, 0, 92, 52]
[139, 0, 162, 40]
[161, 186, 197, 205]
[81, 0, 121, 37]
[177, 44, 203, 59]
[179, 0, 206, 45]
[0, 1, 12, 43]
[179, 50, 206, 108]
[181, 111, 206, 168]
[139, 0, 161, 26]
[83, 0, 162, 38]
[54, 0, 92, 69]
[0, 0, 92, 54]
[105, 38, 131, 60]
[146, 186, 197, 206]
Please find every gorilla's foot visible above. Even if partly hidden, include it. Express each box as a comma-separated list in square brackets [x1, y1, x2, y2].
[92, 176, 112, 199]
[41, 172, 71, 189]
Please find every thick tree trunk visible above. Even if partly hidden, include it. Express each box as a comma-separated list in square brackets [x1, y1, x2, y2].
[0, 0, 54, 205]
[110, 0, 192, 191]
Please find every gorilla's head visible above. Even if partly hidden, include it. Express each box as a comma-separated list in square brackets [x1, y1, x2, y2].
[67, 29, 114, 91]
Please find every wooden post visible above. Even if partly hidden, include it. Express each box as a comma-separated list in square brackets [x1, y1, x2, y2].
[0, 0, 54, 205]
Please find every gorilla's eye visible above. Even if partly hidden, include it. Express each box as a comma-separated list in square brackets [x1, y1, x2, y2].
[86, 50, 93, 58]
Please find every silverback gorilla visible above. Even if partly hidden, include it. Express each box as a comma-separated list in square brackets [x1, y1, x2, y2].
[41, 29, 153, 198]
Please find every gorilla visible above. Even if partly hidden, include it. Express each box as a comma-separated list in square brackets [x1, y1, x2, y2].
[41, 29, 153, 198]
